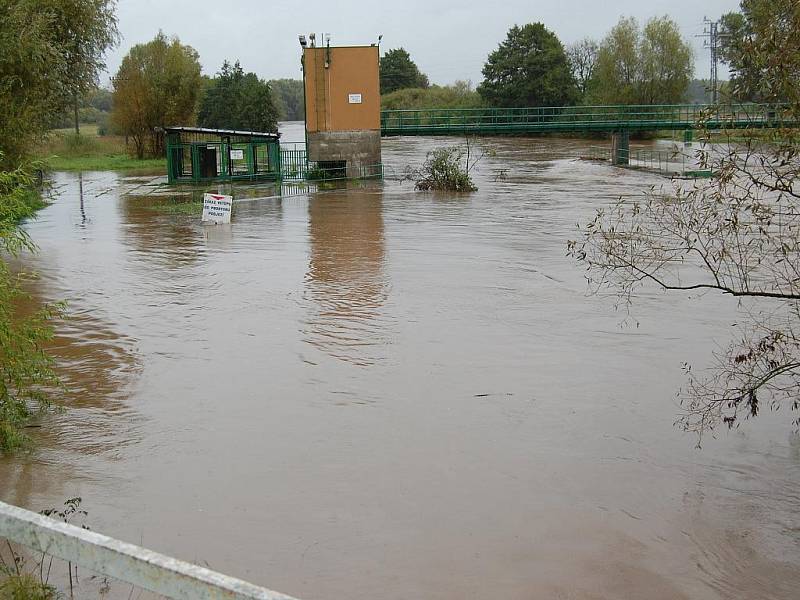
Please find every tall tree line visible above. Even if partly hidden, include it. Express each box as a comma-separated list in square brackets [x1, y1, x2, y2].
[197, 61, 278, 133]
[379, 16, 695, 109]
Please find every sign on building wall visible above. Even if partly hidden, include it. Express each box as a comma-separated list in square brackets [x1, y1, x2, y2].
[230, 149, 244, 160]
[201, 193, 233, 224]
[348, 93, 362, 104]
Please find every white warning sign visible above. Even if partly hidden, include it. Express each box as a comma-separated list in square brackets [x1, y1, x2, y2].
[201, 193, 232, 224]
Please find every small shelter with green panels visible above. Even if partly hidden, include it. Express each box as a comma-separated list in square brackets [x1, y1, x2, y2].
[164, 127, 281, 184]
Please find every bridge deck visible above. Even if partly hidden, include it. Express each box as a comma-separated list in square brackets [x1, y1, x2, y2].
[380, 104, 792, 136]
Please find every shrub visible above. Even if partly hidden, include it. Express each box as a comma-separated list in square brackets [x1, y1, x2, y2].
[0, 573, 56, 600]
[410, 146, 478, 192]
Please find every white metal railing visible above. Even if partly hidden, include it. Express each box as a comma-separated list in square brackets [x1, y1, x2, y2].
[0, 500, 301, 600]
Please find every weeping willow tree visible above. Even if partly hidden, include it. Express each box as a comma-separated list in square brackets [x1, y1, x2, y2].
[0, 0, 118, 166]
[569, 0, 800, 442]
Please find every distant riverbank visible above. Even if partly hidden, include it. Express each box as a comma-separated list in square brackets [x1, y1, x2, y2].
[36, 125, 165, 172]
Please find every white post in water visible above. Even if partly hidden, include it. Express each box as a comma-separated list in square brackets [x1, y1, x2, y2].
[0, 500, 301, 600]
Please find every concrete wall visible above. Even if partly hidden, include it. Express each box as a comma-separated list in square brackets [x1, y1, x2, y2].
[611, 131, 630, 165]
[307, 130, 381, 178]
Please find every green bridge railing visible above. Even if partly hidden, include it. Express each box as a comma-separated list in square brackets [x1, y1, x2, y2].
[380, 103, 793, 136]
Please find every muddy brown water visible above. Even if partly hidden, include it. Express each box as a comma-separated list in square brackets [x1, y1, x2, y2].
[1, 124, 798, 599]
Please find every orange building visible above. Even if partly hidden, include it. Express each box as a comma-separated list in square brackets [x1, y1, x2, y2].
[302, 42, 382, 177]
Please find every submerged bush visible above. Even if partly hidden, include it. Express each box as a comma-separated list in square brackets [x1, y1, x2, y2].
[0, 156, 62, 453]
[410, 146, 478, 192]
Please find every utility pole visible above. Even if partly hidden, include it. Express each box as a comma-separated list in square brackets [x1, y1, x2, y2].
[698, 17, 720, 104]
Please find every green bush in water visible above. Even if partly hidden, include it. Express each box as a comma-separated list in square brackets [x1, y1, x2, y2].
[412, 146, 478, 192]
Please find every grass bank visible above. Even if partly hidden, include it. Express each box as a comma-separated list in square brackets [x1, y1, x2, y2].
[36, 126, 165, 172]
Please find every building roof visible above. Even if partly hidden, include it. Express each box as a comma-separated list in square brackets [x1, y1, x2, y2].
[163, 126, 280, 140]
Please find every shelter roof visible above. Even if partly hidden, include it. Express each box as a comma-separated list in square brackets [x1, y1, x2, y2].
[163, 126, 280, 140]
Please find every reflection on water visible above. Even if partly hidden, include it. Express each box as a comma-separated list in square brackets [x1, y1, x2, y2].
[0, 217, 140, 509]
[303, 186, 390, 366]
[119, 188, 204, 271]
[78, 172, 87, 226]
[5, 181, 141, 456]
[0, 134, 798, 600]
[45, 309, 141, 452]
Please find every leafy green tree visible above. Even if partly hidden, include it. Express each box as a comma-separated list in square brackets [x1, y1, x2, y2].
[380, 48, 429, 94]
[566, 38, 599, 100]
[478, 23, 578, 108]
[591, 17, 640, 104]
[198, 61, 279, 133]
[0, 3, 63, 166]
[0, 0, 118, 166]
[718, 7, 758, 100]
[718, 10, 747, 76]
[39, 0, 118, 134]
[639, 17, 694, 104]
[111, 32, 202, 158]
[719, 0, 798, 103]
[590, 16, 693, 105]
[269, 79, 304, 121]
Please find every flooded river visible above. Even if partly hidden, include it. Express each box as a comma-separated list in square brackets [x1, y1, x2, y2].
[1, 125, 798, 599]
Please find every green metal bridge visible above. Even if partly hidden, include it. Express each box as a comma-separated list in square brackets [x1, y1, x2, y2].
[380, 104, 793, 137]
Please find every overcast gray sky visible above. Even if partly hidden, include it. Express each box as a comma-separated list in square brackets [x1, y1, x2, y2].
[103, 0, 741, 85]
